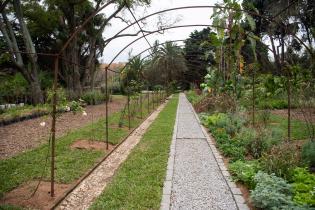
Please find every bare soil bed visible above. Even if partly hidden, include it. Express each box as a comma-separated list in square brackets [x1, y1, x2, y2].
[1, 181, 69, 210]
[271, 108, 315, 123]
[0, 97, 125, 159]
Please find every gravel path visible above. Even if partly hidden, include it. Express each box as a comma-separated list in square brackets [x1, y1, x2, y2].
[162, 94, 240, 210]
[0, 96, 125, 159]
[56, 97, 170, 210]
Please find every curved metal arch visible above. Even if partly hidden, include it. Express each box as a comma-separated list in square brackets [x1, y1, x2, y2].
[107, 24, 217, 67]
[106, 21, 278, 69]
[102, 5, 311, 55]
[120, 37, 271, 76]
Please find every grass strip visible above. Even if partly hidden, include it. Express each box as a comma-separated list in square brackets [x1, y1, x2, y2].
[268, 114, 313, 141]
[90, 95, 178, 210]
[0, 94, 159, 198]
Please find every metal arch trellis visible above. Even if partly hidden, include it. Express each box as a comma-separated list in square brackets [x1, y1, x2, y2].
[116, 38, 272, 89]
[38, 2, 312, 197]
[102, 5, 312, 55]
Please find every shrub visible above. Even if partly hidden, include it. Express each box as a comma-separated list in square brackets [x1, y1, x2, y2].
[81, 90, 106, 105]
[258, 109, 271, 127]
[291, 167, 315, 207]
[186, 90, 203, 104]
[218, 143, 245, 161]
[68, 101, 84, 113]
[261, 142, 301, 180]
[109, 80, 122, 94]
[226, 112, 247, 136]
[211, 128, 230, 144]
[258, 98, 288, 109]
[302, 141, 315, 169]
[229, 160, 261, 189]
[247, 128, 275, 159]
[251, 171, 295, 209]
[205, 112, 245, 136]
[204, 113, 229, 128]
[234, 127, 276, 159]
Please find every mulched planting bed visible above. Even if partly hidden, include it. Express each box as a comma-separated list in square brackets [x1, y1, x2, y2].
[0, 181, 69, 210]
[271, 108, 315, 123]
[0, 96, 125, 159]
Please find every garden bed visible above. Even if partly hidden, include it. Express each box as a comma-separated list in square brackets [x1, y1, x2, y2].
[0, 95, 125, 159]
[2, 181, 69, 210]
[187, 91, 315, 209]
[200, 112, 315, 209]
[0, 106, 50, 127]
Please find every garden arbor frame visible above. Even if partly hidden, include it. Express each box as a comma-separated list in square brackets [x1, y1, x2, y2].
[47, 3, 311, 197]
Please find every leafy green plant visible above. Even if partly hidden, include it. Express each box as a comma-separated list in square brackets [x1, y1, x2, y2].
[229, 160, 261, 189]
[302, 141, 315, 169]
[68, 101, 83, 113]
[258, 109, 271, 127]
[186, 90, 204, 105]
[218, 143, 245, 161]
[251, 171, 295, 209]
[291, 167, 315, 207]
[0, 73, 28, 104]
[261, 142, 301, 180]
[81, 90, 106, 105]
[47, 87, 67, 108]
[204, 112, 245, 137]
[211, 128, 230, 144]
[248, 128, 275, 159]
[204, 113, 229, 128]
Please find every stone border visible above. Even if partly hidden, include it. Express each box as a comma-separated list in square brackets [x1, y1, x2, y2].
[160, 97, 180, 210]
[188, 98, 249, 210]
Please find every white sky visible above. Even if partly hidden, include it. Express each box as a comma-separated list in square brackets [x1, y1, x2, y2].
[100, 0, 221, 63]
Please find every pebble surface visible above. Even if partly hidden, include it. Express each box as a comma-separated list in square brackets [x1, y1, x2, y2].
[168, 94, 238, 210]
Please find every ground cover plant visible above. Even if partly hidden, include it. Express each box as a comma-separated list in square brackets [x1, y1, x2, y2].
[90, 95, 178, 210]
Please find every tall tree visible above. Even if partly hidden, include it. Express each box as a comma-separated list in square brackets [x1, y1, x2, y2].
[184, 27, 216, 88]
[148, 41, 188, 88]
[0, 0, 44, 104]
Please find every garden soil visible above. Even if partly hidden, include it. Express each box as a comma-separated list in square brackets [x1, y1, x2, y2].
[1, 181, 69, 210]
[271, 108, 315, 123]
[0, 97, 125, 159]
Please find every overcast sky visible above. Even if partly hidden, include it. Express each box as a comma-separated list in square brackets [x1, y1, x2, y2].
[101, 0, 220, 63]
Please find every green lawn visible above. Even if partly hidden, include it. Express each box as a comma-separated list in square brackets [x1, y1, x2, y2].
[268, 114, 313, 141]
[0, 93, 161, 199]
[90, 95, 178, 210]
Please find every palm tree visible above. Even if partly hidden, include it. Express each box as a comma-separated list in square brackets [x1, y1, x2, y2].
[149, 41, 188, 86]
[121, 56, 145, 92]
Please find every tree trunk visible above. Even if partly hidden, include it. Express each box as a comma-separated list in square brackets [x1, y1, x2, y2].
[269, 34, 281, 72]
[1, 1, 44, 104]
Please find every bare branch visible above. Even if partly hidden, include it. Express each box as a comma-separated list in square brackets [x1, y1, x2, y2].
[104, 29, 159, 44]
[114, 15, 132, 25]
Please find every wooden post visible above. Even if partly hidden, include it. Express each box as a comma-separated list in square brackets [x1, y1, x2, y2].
[287, 67, 291, 141]
[140, 92, 142, 118]
[50, 56, 59, 197]
[127, 90, 131, 130]
[147, 89, 150, 114]
[252, 67, 255, 127]
[105, 67, 109, 149]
